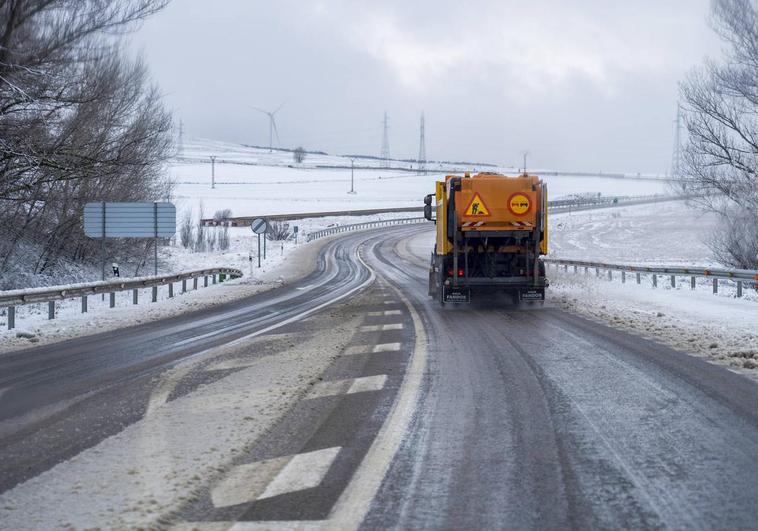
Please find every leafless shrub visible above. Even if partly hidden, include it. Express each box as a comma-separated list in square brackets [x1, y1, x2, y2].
[179, 211, 193, 249]
[266, 221, 292, 241]
[206, 230, 217, 253]
[194, 205, 206, 253]
[293, 147, 307, 164]
[708, 207, 758, 270]
[214, 208, 233, 221]
[218, 224, 230, 251]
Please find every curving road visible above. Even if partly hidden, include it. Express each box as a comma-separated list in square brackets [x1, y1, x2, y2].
[2, 223, 758, 530]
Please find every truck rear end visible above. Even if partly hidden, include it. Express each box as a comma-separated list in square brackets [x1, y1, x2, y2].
[424, 172, 548, 304]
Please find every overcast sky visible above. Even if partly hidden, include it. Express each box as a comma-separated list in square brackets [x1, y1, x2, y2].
[131, 0, 722, 173]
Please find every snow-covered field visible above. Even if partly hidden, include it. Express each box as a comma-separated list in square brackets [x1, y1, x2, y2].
[549, 201, 719, 267]
[547, 203, 758, 376]
[173, 138, 669, 219]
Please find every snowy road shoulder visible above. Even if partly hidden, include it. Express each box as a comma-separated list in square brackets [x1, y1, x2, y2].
[548, 268, 758, 379]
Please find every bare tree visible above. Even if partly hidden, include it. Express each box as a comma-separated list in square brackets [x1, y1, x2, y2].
[194, 204, 206, 253]
[218, 224, 231, 251]
[293, 147, 306, 164]
[213, 208, 233, 221]
[179, 211, 193, 249]
[0, 0, 172, 288]
[680, 0, 758, 269]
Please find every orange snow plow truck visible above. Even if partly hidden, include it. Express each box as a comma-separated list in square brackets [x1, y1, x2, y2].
[424, 172, 548, 304]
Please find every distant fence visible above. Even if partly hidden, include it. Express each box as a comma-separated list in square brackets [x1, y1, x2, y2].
[544, 258, 758, 298]
[1, 268, 243, 331]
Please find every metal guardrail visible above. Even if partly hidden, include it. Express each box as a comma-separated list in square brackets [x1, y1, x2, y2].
[307, 217, 427, 242]
[304, 195, 684, 242]
[205, 194, 685, 227]
[544, 258, 758, 298]
[1, 267, 243, 330]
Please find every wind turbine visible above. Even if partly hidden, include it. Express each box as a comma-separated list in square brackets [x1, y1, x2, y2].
[251, 103, 285, 153]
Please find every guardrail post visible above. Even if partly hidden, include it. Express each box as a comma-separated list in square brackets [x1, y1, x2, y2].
[653, 275, 658, 288]
[133, 289, 138, 305]
[48, 301, 55, 320]
[596, 268, 600, 278]
[585, 267, 588, 276]
[7, 306, 15, 330]
[622, 271, 626, 284]
[109, 292, 115, 308]
[152, 286, 158, 302]
[212, 274, 217, 285]
[193, 277, 198, 290]
[636, 272, 641, 284]
[168, 283, 174, 298]
[670, 275, 676, 288]
[204, 276, 208, 287]
[737, 281, 743, 298]
[182, 279, 187, 293]
[608, 270, 612, 281]
[81, 296, 87, 313]
[691, 276, 696, 290]
[573, 265, 578, 273]
[713, 278, 718, 294]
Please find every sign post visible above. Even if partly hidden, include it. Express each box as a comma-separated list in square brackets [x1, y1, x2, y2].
[250, 217, 268, 268]
[153, 201, 159, 275]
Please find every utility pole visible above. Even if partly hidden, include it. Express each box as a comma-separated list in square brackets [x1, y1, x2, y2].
[380, 111, 391, 168]
[210, 155, 216, 189]
[671, 103, 683, 179]
[178, 119, 184, 157]
[418, 112, 427, 174]
[348, 158, 357, 194]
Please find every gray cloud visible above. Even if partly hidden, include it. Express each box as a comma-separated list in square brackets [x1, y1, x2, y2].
[131, 0, 721, 172]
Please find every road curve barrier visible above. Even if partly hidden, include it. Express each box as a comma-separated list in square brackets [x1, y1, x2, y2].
[1, 267, 243, 331]
[307, 217, 428, 242]
[544, 258, 758, 298]
[205, 194, 690, 228]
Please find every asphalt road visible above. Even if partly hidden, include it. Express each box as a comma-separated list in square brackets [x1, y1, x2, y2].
[2, 224, 758, 530]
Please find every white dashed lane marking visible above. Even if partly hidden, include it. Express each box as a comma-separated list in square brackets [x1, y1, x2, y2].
[373, 342, 401, 353]
[359, 323, 404, 332]
[259, 447, 341, 500]
[367, 310, 402, 317]
[211, 447, 342, 508]
[307, 375, 387, 399]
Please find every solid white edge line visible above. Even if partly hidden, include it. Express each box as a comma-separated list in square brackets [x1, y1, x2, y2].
[326, 279, 427, 530]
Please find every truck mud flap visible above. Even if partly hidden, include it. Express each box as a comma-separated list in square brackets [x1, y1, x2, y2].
[443, 286, 471, 303]
[520, 289, 545, 301]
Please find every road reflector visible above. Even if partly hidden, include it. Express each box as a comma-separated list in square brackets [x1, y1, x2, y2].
[464, 193, 491, 217]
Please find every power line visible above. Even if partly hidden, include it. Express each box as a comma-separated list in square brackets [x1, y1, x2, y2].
[380, 111, 390, 167]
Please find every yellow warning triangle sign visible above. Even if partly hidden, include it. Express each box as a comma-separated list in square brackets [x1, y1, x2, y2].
[464, 193, 491, 216]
